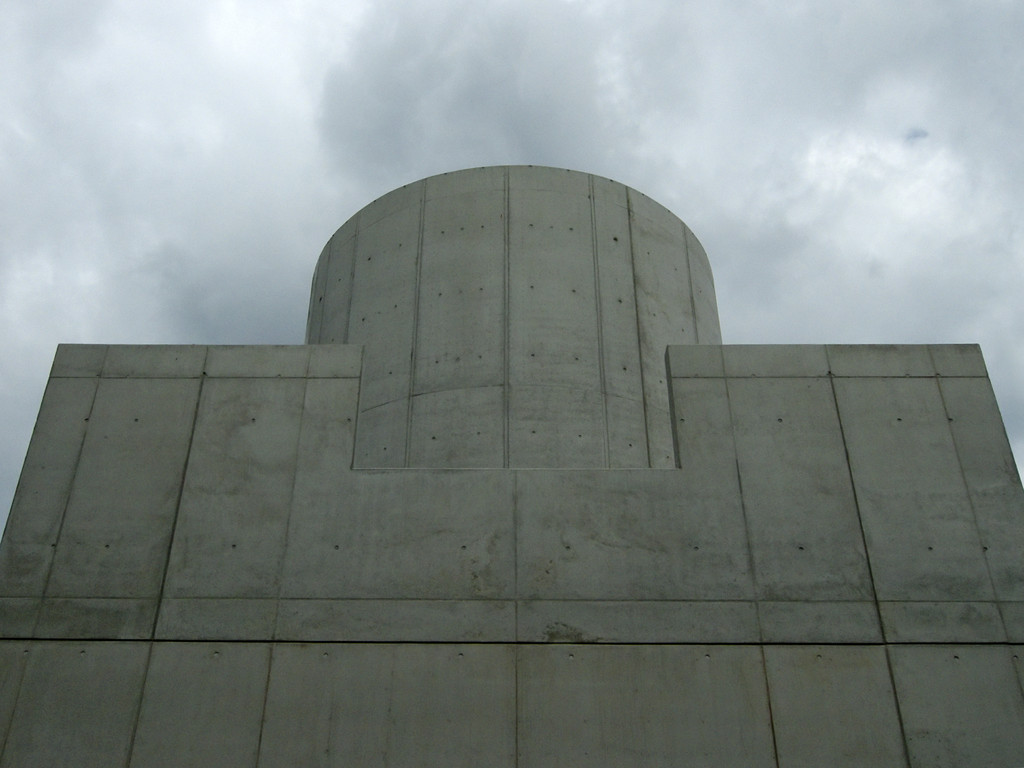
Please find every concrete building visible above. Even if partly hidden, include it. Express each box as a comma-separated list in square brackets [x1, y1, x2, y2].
[1, 165, 1023, 766]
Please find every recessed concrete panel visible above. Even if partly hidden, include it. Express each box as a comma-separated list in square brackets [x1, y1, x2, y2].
[666, 344, 725, 378]
[728, 377, 872, 600]
[316, 228, 356, 344]
[352, 398, 408, 468]
[1, 641, 147, 768]
[517, 644, 776, 767]
[47, 377, 200, 598]
[129, 643, 270, 768]
[835, 377, 992, 600]
[879, 601, 1006, 643]
[102, 345, 206, 377]
[1004, 603, 1024, 642]
[275, 599, 514, 642]
[509, 385, 605, 467]
[517, 470, 753, 600]
[35, 598, 155, 639]
[409, 387, 504, 467]
[764, 645, 906, 768]
[757, 601, 882, 643]
[257, 643, 515, 767]
[0, 599, 37, 637]
[0, 377, 97, 596]
[686, 226, 723, 344]
[165, 378, 304, 598]
[281, 470, 514, 599]
[516, 600, 759, 643]
[49, 343, 107, 377]
[306, 343, 361, 378]
[828, 344, 934, 377]
[940, 375, 1024, 600]
[889, 644, 1024, 767]
[605, 394, 650, 467]
[669, 377, 740, 489]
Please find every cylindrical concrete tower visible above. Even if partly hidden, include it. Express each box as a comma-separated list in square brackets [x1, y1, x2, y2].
[307, 166, 720, 468]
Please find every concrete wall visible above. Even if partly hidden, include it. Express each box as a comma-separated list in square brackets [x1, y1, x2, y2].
[2, 342, 1023, 766]
[307, 167, 721, 470]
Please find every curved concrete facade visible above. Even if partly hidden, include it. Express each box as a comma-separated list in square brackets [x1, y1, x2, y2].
[307, 166, 721, 468]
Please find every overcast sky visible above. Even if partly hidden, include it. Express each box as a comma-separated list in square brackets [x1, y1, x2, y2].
[2, 0, 1023, 530]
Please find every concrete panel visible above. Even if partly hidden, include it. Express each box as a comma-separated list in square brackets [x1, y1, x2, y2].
[1004, 603, 1024, 641]
[828, 344, 934, 377]
[129, 643, 270, 768]
[889, 644, 1024, 767]
[275, 599, 514, 642]
[35, 598, 155, 639]
[592, 175, 643, 400]
[305, 242, 330, 342]
[293, 379, 358, 478]
[165, 378, 304, 598]
[835, 377, 993, 600]
[0, 642, 28, 754]
[940, 376, 1024, 600]
[155, 598, 276, 640]
[49, 343, 107, 377]
[516, 600, 759, 643]
[686, 226, 722, 343]
[722, 344, 829, 377]
[352, 398, 407, 468]
[666, 344, 725, 378]
[414, 186, 505, 392]
[764, 645, 906, 768]
[257, 643, 515, 767]
[316, 227, 356, 344]
[408, 387, 504, 467]
[306, 344, 362, 377]
[205, 345, 310, 377]
[0, 377, 97, 596]
[669, 377, 740, 489]
[728, 377, 872, 599]
[605, 394, 650, 467]
[518, 644, 776, 767]
[929, 343, 987, 376]
[758, 601, 882, 643]
[879, 601, 1006, 642]
[47, 378, 200, 598]
[517, 471, 753, 600]
[281, 470, 514, 599]
[347, 186, 422, 410]
[0, 599, 37, 638]
[102, 345, 206, 377]
[508, 173, 600, 392]
[508, 385, 605, 467]
[1, 641, 147, 768]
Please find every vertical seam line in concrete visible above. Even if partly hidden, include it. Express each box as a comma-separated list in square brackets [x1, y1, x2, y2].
[588, 175, 610, 467]
[124, 640, 157, 768]
[503, 167, 511, 469]
[344, 212, 360, 344]
[934, 370, 1001, 611]
[512, 470, 519, 641]
[252, 642, 276, 766]
[271, 376, 309, 642]
[682, 223, 699, 344]
[758, 645, 782, 768]
[34, 346, 107, 633]
[883, 644, 914, 767]
[0, 642, 32, 763]
[722, 375, 765, 637]
[825, 356, 885, 642]
[150, 346, 208, 640]
[625, 189, 653, 467]
[403, 179, 427, 467]
[316, 236, 332, 343]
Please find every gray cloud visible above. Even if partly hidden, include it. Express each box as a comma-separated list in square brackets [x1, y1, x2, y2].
[2, 0, 1023, 529]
